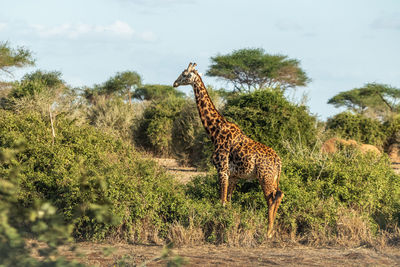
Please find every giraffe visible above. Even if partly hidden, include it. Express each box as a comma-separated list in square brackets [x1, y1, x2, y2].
[173, 62, 284, 238]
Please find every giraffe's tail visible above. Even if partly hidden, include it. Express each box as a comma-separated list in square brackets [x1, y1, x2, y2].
[275, 157, 282, 189]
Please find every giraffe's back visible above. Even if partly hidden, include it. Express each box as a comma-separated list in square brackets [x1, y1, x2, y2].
[228, 134, 280, 185]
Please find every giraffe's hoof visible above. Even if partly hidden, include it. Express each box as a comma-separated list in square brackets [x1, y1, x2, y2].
[267, 230, 274, 238]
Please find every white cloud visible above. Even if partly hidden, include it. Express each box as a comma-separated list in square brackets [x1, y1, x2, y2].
[94, 21, 134, 36]
[28, 20, 155, 40]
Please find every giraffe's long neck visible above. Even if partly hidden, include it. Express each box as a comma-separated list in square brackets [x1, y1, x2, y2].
[192, 76, 227, 143]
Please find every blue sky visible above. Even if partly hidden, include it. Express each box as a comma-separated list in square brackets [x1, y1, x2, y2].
[1, 0, 399, 119]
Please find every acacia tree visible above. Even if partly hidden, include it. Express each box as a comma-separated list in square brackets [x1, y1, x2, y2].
[10, 70, 65, 98]
[328, 83, 400, 119]
[0, 42, 35, 76]
[103, 71, 142, 105]
[132, 84, 185, 101]
[206, 48, 310, 92]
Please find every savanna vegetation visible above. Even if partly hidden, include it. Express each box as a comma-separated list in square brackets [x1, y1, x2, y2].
[1, 44, 400, 265]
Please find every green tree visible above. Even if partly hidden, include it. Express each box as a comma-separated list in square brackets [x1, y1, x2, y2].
[206, 48, 310, 92]
[133, 84, 185, 101]
[10, 70, 66, 99]
[328, 83, 400, 119]
[0, 42, 35, 76]
[103, 71, 142, 105]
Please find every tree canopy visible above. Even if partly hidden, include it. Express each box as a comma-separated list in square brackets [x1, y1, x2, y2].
[206, 48, 310, 92]
[133, 84, 185, 101]
[83, 71, 142, 104]
[103, 71, 142, 104]
[0, 42, 35, 76]
[328, 83, 400, 119]
[10, 70, 66, 99]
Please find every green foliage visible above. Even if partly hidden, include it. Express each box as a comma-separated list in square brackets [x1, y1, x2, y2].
[86, 95, 135, 141]
[222, 89, 318, 155]
[0, 41, 35, 75]
[0, 110, 187, 242]
[171, 99, 213, 168]
[135, 95, 186, 156]
[0, 141, 83, 266]
[207, 48, 310, 92]
[383, 115, 400, 146]
[82, 71, 141, 104]
[328, 83, 400, 119]
[133, 84, 185, 101]
[326, 112, 386, 146]
[103, 71, 141, 104]
[185, 148, 400, 239]
[10, 70, 66, 99]
[279, 149, 400, 235]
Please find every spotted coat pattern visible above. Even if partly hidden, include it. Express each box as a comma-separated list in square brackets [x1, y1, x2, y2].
[173, 63, 284, 237]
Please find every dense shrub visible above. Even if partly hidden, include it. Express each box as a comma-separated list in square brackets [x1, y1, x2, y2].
[10, 70, 65, 99]
[222, 90, 319, 155]
[185, 148, 400, 243]
[0, 110, 187, 241]
[171, 86, 224, 168]
[1, 107, 399, 248]
[383, 115, 400, 147]
[280, 150, 400, 237]
[86, 95, 136, 141]
[0, 142, 82, 266]
[171, 99, 213, 168]
[326, 112, 386, 146]
[133, 84, 185, 101]
[134, 95, 186, 156]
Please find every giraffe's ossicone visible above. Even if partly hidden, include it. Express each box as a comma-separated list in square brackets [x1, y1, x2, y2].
[173, 62, 284, 238]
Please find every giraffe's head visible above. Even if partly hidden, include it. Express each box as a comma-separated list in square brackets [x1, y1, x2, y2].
[173, 62, 199, 88]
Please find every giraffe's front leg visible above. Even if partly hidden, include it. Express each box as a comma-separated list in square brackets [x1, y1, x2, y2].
[219, 171, 229, 206]
[213, 149, 230, 206]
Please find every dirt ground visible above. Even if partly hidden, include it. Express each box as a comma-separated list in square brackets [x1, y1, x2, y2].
[153, 157, 207, 183]
[61, 242, 400, 266]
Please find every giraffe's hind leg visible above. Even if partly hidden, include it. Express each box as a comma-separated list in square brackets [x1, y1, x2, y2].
[258, 171, 283, 238]
[272, 189, 284, 222]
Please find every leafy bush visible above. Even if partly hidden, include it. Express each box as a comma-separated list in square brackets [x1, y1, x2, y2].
[222, 89, 319, 155]
[133, 84, 185, 101]
[134, 95, 186, 156]
[184, 147, 400, 243]
[0, 110, 187, 241]
[171, 85, 224, 168]
[171, 99, 213, 168]
[10, 70, 66, 99]
[280, 150, 400, 237]
[0, 141, 83, 266]
[326, 112, 386, 146]
[383, 115, 400, 147]
[86, 95, 136, 141]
